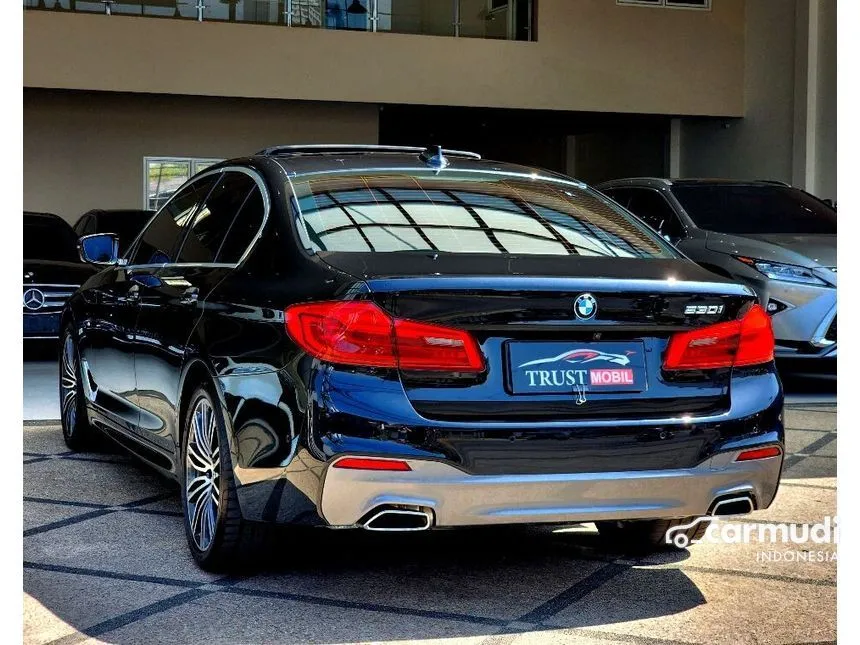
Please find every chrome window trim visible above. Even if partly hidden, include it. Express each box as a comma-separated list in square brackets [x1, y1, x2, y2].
[125, 165, 271, 272]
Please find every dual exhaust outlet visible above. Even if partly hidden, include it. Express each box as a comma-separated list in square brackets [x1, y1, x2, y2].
[358, 495, 755, 532]
[361, 507, 433, 531]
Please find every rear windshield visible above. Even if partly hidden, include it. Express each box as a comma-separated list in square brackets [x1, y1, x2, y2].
[671, 184, 836, 235]
[24, 216, 79, 262]
[291, 172, 677, 259]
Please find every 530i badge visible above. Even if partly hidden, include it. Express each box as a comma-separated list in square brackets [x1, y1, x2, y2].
[59, 145, 784, 571]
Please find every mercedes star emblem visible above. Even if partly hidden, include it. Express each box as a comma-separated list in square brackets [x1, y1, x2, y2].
[23, 288, 46, 311]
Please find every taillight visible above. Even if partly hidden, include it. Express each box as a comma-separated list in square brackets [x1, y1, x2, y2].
[284, 301, 485, 372]
[333, 457, 412, 471]
[663, 304, 774, 371]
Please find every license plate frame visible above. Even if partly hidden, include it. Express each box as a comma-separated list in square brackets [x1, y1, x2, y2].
[506, 340, 648, 395]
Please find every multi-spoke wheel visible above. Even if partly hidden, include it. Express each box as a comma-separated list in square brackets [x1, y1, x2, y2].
[59, 326, 92, 450]
[184, 397, 221, 552]
[180, 384, 270, 571]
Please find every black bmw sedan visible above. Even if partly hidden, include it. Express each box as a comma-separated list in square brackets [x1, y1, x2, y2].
[61, 145, 784, 570]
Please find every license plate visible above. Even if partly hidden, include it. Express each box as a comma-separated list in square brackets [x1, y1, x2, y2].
[23, 313, 60, 335]
[507, 341, 647, 395]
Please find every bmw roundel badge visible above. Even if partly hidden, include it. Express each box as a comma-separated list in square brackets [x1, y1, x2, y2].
[573, 293, 597, 321]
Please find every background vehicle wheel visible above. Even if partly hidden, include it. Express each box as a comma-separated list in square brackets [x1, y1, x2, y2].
[59, 326, 94, 451]
[596, 517, 709, 553]
[181, 384, 270, 572]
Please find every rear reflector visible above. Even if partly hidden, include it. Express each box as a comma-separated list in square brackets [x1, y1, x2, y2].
[333, 457, 412, 471]
[663, 304, 774, 371]
[735, 446, 782, 462]
[284, 301, 484, 372]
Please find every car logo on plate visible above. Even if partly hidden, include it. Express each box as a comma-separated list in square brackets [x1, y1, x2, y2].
[23, 288, 46, 311]
[574, 293, 597, 320]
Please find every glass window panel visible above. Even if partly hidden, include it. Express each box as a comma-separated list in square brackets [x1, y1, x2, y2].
[403, 203, 480, 228]
[176, 172, 256, 263]
[473, 207, 552, 238]
[376, 0, 456, 36]
[292, 0, 324, 26]
[302, 206, 353, 233]
[317, 228, 372, 252]
[425, 228, 499, 253]
[217, 185, 266, 263]
[147, 160, 191, 212]
[131, 176, 217, 265]
[495, 232, 567, 255]
[343, 203, 408, 225]
[363, 226, 428, 252]
[325, 0, 371, 30]
[295, 172, 675, 258]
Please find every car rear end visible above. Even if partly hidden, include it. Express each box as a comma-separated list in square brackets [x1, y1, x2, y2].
[281, 160, 784, 531]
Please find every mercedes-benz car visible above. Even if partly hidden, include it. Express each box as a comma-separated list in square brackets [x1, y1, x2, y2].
[24, 211, 96, 340]
[61, 146, 784, 571]
[596, 179, 836, 364]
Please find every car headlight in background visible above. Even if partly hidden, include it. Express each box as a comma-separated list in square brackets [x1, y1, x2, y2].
[735, 257, 829, 286]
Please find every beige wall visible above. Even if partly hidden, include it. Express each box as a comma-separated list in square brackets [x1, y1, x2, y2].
[680, 0, 836, 201]
[24, 90, 379, 223]
[680, 0, 797, 181]
[812, 0, 836, 200]
[24, 0, 745, 116]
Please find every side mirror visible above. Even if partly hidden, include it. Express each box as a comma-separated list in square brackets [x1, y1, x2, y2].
[78, 233, 124, 266]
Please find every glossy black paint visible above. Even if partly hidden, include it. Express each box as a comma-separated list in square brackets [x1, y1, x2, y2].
[63, 151, 784, 527]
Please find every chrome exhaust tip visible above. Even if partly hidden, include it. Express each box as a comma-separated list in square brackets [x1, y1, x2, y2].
[362, 508, 433, 532]
[711, 495, 755, 516]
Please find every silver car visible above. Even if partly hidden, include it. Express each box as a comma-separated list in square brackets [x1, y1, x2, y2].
[597, 179, 836, 364]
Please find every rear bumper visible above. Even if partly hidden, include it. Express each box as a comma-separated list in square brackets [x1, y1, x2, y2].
[319, 444, 783, 528]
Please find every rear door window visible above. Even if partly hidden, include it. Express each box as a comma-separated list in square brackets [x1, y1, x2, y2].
[174, 172, 257, 264]
[215, 185, 266, 264]
[129, 176, 217, 265]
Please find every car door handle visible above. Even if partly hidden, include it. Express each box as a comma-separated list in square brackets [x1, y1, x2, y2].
[179, 287, 199, 305]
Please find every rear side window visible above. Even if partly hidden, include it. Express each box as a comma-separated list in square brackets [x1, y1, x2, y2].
[130, 176, 217, 265]
[292, 172, 676, 259]
[175, 172, 257, 264]
[216, 186, 266, 264]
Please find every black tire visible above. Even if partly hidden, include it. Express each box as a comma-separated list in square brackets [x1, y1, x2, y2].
[59, 326, 94, 451]
[596, 516, 710, 553]
[180, 383, 270, 572]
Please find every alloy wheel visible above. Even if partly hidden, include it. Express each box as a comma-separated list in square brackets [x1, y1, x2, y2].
[185, 397, 221, 552]
[60, 333, 78, 433]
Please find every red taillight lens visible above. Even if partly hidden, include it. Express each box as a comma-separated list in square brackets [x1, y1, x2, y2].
[333, 457, 412, 471]
[284, 301, 485, 372]
[284, 301, 397, 368]
[735, 446, 782, 462]
[663, 304, 774, 371]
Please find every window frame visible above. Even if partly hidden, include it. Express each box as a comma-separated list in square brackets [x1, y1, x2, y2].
[143, 156, 224, 211]
[127, 166, 270, 270]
